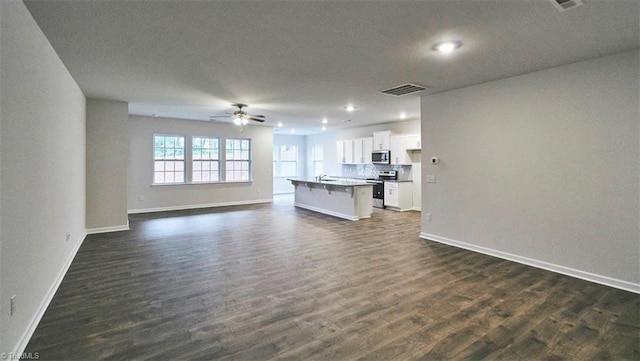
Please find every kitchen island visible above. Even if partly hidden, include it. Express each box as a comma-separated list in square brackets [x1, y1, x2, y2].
[287, 178, 373, 221]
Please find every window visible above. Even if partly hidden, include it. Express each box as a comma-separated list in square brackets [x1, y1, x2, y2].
[226, 138, 251, 181]
[154, 135, 185, 184]
[279, 145, 298, 177]
[192, 137, 220, 183]
[152, 136, 252, 185]
[273, 145, 298, 177]
[312, 144, 324, 177]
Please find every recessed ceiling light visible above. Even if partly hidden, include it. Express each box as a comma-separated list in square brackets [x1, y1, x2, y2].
[277, 122, 283, 127]
[345, 105, 356, 112]
[322, 126, 327, 131]
[322, 118, 328, 124]
[432, 40, 462, 54]
[290, 129, 295, 134]
[400, 112, 407, 120]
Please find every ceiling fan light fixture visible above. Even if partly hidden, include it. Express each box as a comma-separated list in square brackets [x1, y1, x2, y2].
[233, 116, 242, 126]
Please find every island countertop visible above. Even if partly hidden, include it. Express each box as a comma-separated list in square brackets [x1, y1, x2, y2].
[287, 177, 372, 187]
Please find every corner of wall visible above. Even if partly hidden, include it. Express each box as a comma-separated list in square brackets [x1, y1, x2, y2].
[86, 99, 129, 230]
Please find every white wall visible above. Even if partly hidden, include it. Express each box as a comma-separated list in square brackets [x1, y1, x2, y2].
[273, 134, 306, 194]
[305, 119, 421, 177]
[1, 1, 87, 354]
[86, 99, 129, 232]
[306, 120, 422, 208]
[128, 115, 273, 212]
[421, 50, 639, 292]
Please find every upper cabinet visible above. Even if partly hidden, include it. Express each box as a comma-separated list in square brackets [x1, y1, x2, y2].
[372, 131, 391, 150]
[336, 132, 419, 165]
[353, 137, 373, 164]
[390, 135, 411, 164]
[336, 139, 354, 164]
[390, 134, 420, 164]
[405, 134, 421, 150]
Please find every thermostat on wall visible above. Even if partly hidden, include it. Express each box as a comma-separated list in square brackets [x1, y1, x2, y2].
[431, 157, 439, 164]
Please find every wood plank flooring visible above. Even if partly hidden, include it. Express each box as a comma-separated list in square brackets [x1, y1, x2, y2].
[25, 196, 639, 360]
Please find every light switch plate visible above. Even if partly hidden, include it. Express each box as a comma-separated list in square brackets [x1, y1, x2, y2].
[426, 175, 436, 183]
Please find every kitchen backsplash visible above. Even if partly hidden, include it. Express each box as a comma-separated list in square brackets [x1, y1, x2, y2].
[340, 164, 413, 180]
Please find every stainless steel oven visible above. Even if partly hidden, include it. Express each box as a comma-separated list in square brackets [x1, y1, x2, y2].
[366, 179, 384, 208]
[367, 170, 397, 208]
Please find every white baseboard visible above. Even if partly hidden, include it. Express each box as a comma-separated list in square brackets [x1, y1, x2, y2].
[86, 222, 129, 234]
[128, 198, 273, 214]
[420, 232, 640, 294]
[13, 232, 87, 356]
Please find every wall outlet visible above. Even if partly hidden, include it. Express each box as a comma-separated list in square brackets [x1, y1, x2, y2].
[11, 295, 16, 316]
[138, 195, 144, 201]
[426, 175, 436, 183]
[426, 213, 432, 222]
[66, 232, 71, 242]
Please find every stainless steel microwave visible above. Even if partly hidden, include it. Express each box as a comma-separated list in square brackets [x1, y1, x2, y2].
[372, 150, 390, 164]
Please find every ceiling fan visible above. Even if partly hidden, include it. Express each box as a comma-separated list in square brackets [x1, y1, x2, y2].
[210, 103, 266, 125]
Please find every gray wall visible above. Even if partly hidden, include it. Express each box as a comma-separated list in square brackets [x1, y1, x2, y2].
[421, 50, 639, 291]
[86, 99, 129, 232]
[1, 1, 87, 353]
[128, 115, 273, 212]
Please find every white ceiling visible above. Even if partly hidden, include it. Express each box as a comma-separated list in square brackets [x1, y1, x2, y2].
[24, 0, 639, 135]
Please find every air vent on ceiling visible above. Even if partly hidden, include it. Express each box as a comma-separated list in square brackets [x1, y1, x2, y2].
[380, 83, 427, 96]
[549, 0, 582, 12]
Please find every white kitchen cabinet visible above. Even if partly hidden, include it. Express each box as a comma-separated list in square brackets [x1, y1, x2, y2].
[353, 137, 373, 164]
[336, 140, 354, 164]
[405, 134, 421, 150]
[372, 131, 391, 150]
[384, 182, 399, 208]
[384, 181, 413, 211]
[390, 135, 412, 164]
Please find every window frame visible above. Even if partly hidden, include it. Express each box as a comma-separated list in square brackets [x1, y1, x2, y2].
[274, 144, 298, 178]
[191, 136, 221, 184]
[151, 135, 253, 186]
[153, 134, 186, 185]
[311, 143, 324, 178]
[224, 138, 252, 182]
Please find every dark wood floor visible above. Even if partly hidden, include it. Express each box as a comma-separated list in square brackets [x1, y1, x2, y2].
[26, 196, 639, 360]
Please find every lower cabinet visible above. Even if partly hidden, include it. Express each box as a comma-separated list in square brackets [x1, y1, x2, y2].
[383, 181, 413, 211]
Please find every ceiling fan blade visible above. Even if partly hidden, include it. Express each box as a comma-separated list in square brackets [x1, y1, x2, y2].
[209, 115, 230, 118]
[247, 116, 266, 123]
[250, 114, 265, 118]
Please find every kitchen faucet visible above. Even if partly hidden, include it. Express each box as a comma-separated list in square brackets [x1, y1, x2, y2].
[317, 174, 327, 181]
